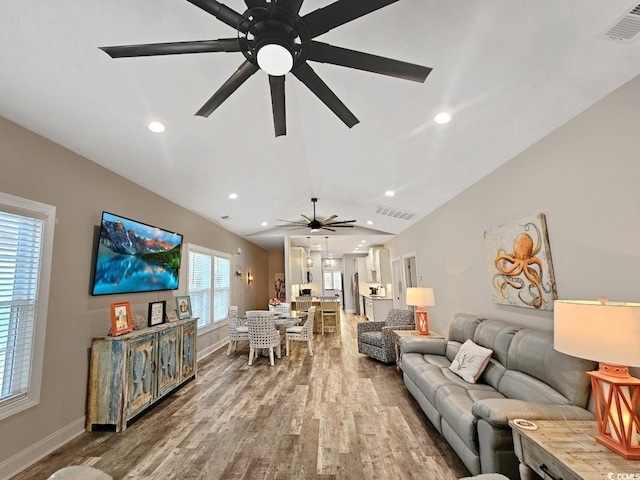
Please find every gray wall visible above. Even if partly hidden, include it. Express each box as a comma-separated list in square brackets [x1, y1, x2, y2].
[0, 116, 269, 469]
[388, 74, 640, 337]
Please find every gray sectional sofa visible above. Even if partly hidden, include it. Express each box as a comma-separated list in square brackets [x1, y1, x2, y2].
[399, 313, 596, 478]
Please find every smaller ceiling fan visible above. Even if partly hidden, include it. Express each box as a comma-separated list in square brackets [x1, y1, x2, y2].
[276, 198, 355, 232]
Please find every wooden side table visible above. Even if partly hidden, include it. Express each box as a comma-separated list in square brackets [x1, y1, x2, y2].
[393, 329, 443, 371]
[510, 420, 639, 480]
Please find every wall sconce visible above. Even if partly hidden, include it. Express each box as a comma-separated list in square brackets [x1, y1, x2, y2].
[247, 271, 253, 285]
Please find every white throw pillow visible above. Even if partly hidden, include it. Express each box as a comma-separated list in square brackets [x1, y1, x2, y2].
[449, 339, 493, 384]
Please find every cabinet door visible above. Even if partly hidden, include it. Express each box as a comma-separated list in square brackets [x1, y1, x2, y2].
[158, 327, 180, 396]
[127, 335, 155, 418]
[181, 322, 196, 380]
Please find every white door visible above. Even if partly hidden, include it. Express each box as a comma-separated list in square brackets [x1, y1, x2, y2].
[391, 258, 405, 309]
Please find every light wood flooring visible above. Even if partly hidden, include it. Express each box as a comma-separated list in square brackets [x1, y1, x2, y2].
[12, 312, 469, 480]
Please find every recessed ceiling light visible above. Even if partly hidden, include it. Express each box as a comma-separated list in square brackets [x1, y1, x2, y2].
[261, 221, 268, 227]
[228, 193, 238, 200]
[360, 240, 366, 244]
[434, 112, 451, 124]
[366, 220, 373, 225]
[148, 121, 165, 133]
[384, 190, 395, 197]
[355, 247, 360, 250]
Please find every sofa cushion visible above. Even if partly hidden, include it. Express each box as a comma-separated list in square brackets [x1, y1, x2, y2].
[359, 331, 383, 348]
[503, 329, 596, 407]
[449, 313, 485, 344]
[449, 340, 493, 384]
[473, 320, 520, 367]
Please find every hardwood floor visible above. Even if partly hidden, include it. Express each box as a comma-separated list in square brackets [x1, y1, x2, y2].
[12, 312, 469, 480]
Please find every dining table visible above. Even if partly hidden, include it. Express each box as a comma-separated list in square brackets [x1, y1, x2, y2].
[239, 311, 308, 355]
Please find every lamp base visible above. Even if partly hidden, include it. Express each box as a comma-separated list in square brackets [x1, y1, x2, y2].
[415, 307, 429, 335]
[588, 364, 640, 460]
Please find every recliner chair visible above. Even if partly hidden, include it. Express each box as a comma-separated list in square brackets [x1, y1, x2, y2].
[357, 309, 414, 363]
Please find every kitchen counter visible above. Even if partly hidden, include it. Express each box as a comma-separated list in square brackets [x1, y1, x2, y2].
[361, 295, 393, 321]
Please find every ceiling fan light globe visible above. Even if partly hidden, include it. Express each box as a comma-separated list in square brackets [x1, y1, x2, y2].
[310, 228, 320, 233]
[257, 44, 293, 76]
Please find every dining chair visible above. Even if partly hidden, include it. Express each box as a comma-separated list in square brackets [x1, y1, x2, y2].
[246, 310, 281, 366]
[275, 302, 291, 314]
[227, 305, 249, 355]
[320, 297, 340, 334]
[286, 306, 315, 357]
[295, 296, 313, 312]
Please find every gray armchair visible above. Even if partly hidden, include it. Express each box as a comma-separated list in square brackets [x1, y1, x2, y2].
[357, 309, 414, 363]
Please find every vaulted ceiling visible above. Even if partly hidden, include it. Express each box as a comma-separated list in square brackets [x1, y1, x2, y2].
[2, 1, 639, 256]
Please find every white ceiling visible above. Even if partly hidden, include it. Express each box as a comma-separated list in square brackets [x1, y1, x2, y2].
[2, 1, 639, 257]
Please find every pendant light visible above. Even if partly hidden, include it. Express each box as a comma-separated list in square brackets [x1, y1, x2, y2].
[306, 236, 313, 268]
[324, 236, 332, 268]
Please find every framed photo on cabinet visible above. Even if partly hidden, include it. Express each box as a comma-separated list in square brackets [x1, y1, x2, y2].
[176, 296, 192, 320]
[148, 301, 166, 327]
[110, 301, 133, 336]
[166, 309, 179, 322]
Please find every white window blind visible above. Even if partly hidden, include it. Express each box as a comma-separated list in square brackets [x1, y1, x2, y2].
[0, 193, 55, 420]
[187, 244, 231, 332]
[213, 256, 230, 323]
[189, 251, 211, 329]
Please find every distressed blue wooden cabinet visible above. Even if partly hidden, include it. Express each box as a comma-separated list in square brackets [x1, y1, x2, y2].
[87, 318, 197, 432]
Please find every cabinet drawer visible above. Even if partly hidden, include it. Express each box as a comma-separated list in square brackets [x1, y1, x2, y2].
[521, 435, 579, 480]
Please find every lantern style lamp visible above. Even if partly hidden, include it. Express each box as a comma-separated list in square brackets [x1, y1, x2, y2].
[554, 298, 640, 459]
[406, 287, 436, 335]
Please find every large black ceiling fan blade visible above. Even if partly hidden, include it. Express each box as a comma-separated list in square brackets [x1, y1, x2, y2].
[322, 227, 337, 232]
[325, 220, 356, 225]
[292, 63, 359, 128]
[278, 0, 305, 16]
[99, 38, 242, 58]
[301, 0, 398, 39]
[269, 75, 286, 137]
[308, 41, 432, 83]
[196, 61, 259, 117]
[320, 215, 338, 223]
[186, 0, 250, 33]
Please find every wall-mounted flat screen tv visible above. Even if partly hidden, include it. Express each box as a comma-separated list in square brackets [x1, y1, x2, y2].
[91, 212, 183, 296]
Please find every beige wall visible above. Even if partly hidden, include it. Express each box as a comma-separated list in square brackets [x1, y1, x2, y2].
[388, 74, 640, 337]
[0, 116, 269, 468]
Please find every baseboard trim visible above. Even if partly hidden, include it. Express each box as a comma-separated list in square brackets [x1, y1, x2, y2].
[345, 308, 355, 314]
[0, 416, 86, 480]
[197, 337, 228, 361]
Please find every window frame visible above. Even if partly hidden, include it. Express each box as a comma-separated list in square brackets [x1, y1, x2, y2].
[186, 243, 231, 335]
[0, 192, 55, 421]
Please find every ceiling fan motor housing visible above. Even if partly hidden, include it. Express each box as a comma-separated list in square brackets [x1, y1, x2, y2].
[242, 4, 309, 73]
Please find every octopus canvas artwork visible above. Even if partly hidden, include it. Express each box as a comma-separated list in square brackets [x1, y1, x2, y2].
[484, 214, 557, 310]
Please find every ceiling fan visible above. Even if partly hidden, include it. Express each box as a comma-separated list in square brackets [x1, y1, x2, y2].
[276, 198, 356, 232]
[99, 0, 432, 137]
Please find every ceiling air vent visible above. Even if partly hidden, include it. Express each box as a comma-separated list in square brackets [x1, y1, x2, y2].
[597, 3, 640, 44]
[375, 205, 417, 221]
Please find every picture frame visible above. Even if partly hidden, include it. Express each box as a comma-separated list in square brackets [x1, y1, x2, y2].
[148, 301, 166, 327]
[176, 296, 192, 319]
[166, 309, 179, 322]
[110, 301, 133, 336]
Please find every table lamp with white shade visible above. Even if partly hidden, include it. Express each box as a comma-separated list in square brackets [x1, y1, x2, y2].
[406, 287, 435, 335]
[554, 298, 640, 459]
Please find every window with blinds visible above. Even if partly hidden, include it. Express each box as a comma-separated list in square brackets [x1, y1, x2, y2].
[0, 193, 55, 420]
[187, 244, 231, 331]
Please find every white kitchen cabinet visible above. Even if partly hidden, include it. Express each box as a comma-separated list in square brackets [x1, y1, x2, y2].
[362, 295, 393, 321]
[365, 248, 391, 284]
